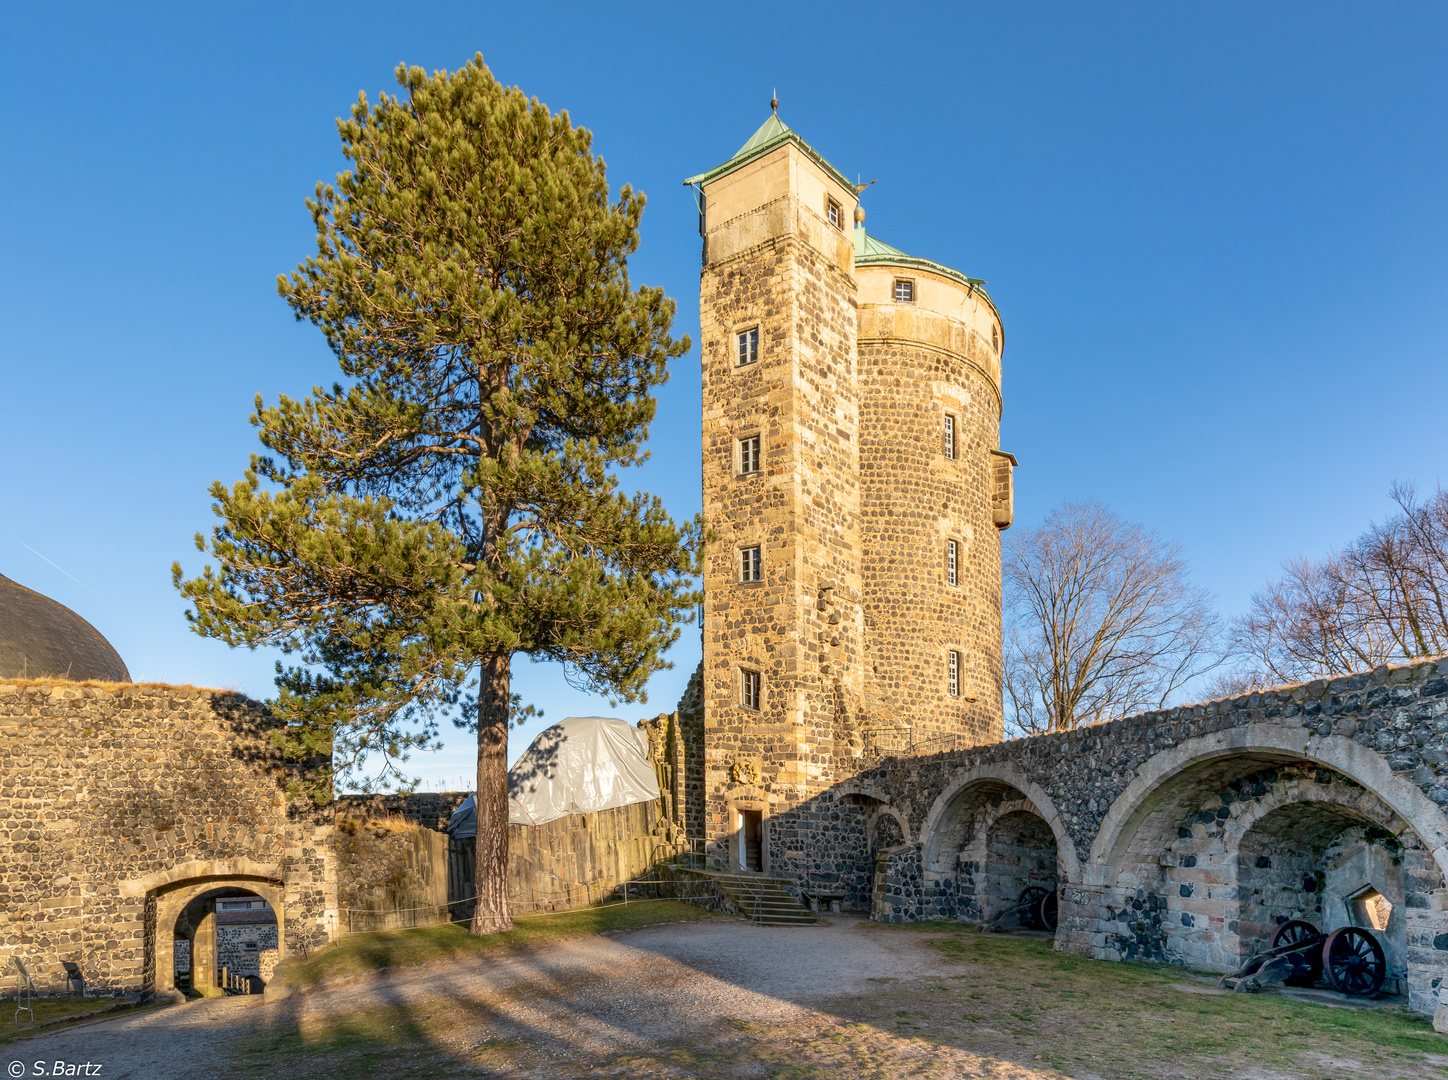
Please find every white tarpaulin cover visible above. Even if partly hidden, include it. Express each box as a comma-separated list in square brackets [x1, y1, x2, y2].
[446, 715, 660, 836]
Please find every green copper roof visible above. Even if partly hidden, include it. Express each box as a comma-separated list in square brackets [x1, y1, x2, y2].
[855, 229, 991, 300]
[683, 112, 855, 193]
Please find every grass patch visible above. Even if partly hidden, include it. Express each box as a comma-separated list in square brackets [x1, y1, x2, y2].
[0, 998, 150, 1046]
[236, 918, 1446, 1080]
[273, 899, 714, 988]
[848, 922, 1445, 1077]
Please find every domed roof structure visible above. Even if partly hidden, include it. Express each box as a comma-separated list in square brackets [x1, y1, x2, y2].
[0, 572, 130, 682]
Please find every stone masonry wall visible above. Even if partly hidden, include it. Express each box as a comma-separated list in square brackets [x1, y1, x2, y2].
[874, 659, 1448, 870]
[857, 327, 1005, 750]
[763, 658, 1448, 1014]
[0, 679, 335, 996]
[699, 193, 864, 869]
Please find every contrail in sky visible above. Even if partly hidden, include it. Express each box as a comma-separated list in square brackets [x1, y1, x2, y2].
[20, 543, 108, 604]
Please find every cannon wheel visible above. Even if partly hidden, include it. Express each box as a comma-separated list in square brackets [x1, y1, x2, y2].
[1038, 890, 1058, 933]
[1269, 919, 1323, 985]
[1323, 927, 1386, 996]
[1269, 919, 1319, 950]
[1017, 887, 1049, 930]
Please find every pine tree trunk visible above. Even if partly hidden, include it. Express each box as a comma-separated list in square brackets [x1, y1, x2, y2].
[471, 653, 515, 933]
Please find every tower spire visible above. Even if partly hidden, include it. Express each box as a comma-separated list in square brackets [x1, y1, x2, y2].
[770, 88, 778, 114]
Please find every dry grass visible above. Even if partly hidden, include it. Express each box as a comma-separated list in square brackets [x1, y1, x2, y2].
[0, 998, 152, 1046]
[246, 921, 1446, 1079]
[272, 899, 716, 988]
[0, 676, 228, 693]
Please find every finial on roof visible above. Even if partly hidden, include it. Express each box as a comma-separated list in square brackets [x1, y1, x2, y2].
[771, 89, 778, 114]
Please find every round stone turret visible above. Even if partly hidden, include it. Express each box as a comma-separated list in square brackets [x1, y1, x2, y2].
[853, 233, 1009, 747]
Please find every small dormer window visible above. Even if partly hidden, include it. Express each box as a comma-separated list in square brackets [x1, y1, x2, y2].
[737, 327, 759, 366]
[826, 196, 842, 229]
[894, 278, 914, 303]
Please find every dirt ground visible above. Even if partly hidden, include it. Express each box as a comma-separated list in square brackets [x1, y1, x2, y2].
[6, 916, 1444, 1079]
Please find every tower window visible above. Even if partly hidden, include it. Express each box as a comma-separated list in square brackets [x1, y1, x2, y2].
[947, 539, 958, 587]
[740, 546, 762, 583]
[736, 327, 759, 366]
[826, 196, 843, 229]
[943, 414, 956, 460]
[948, 651, 960, 697]
[739, 434, 761, 475]
[742, 669, 762, 710]
[992, 324, 999, 352]
[894, 278, 914, 303]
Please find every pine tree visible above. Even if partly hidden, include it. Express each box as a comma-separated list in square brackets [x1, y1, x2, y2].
[174, 56, 697, 933]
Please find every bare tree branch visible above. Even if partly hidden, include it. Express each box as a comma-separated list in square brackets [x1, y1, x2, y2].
[1225, 484, 1448, 689]
[1003, 500, 1224, 736]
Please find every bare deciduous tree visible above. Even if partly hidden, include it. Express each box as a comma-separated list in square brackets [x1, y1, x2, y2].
[1228, 484, 1448, 688]
[1004, 500, 1223, 736]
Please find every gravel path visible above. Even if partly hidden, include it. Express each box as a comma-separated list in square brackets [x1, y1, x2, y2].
[5, 916, 987, 1079]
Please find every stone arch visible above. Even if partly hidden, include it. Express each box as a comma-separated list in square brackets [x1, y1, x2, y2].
[1089, 724, 1448, 884]
[956, 799, 1061, 925]
[1232, 795, 1417, 994]
[1082, 724, 1446, 1005]
[867, 806, 910, 852]
[918, 764, 1080, 884]
[150, 874, 285, 998]
[120, 858, 285, 898]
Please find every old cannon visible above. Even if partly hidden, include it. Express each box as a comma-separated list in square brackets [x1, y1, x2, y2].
[1016, 886, 1059, 933]
[1219, 919, 1386, 996]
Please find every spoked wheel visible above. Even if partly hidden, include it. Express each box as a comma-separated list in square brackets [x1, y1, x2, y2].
[1038, 889, 1059, 933]
[1323, 927, 1386, 996]
[1017, 886, 1049, 930]
[1269, 919, 1323, 985]
[1269, 919, 1319, 949]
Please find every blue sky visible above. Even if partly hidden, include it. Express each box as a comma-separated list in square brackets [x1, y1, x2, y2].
[2, 3, 1444, 788]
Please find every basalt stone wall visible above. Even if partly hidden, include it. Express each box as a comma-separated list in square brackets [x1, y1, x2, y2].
[784, 658, 1448, 1013]
[0, 679, 335, 996]
[872, 658, 1448, 870]
[766, 791, 873, 908]
[337, 792, 471, 832]
[333, 818, 450, 932]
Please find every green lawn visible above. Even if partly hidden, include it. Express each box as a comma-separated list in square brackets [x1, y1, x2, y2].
[0, 998, 150, 1046]
[237, 918, 1448, 1079]
[851, 922, 1446, 1077]
[273, 898, 714, 988]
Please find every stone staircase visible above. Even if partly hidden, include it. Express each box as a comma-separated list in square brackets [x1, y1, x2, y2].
[708, 872, 817, 926]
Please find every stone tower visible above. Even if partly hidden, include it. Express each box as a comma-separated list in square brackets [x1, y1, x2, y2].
[686, 111, 1011, 875]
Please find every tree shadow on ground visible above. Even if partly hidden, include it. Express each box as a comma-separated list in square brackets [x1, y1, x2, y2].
[236, 917, 1443, 1080]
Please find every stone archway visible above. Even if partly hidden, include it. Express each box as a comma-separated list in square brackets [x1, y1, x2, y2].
[918, 764, 1080, 884]
[867, 806, 910, 852]
[1082, 724, 1447, 1010]
[1089, 724, 1448, 882]
[150, 877, 285, 998]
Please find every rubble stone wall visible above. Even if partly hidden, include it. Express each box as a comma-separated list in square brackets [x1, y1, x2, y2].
[0, 679, 335, 997]
[856, 313, 1005, 750]
[760, 658, 1448, 1014]
[698, 194, 865, 870]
